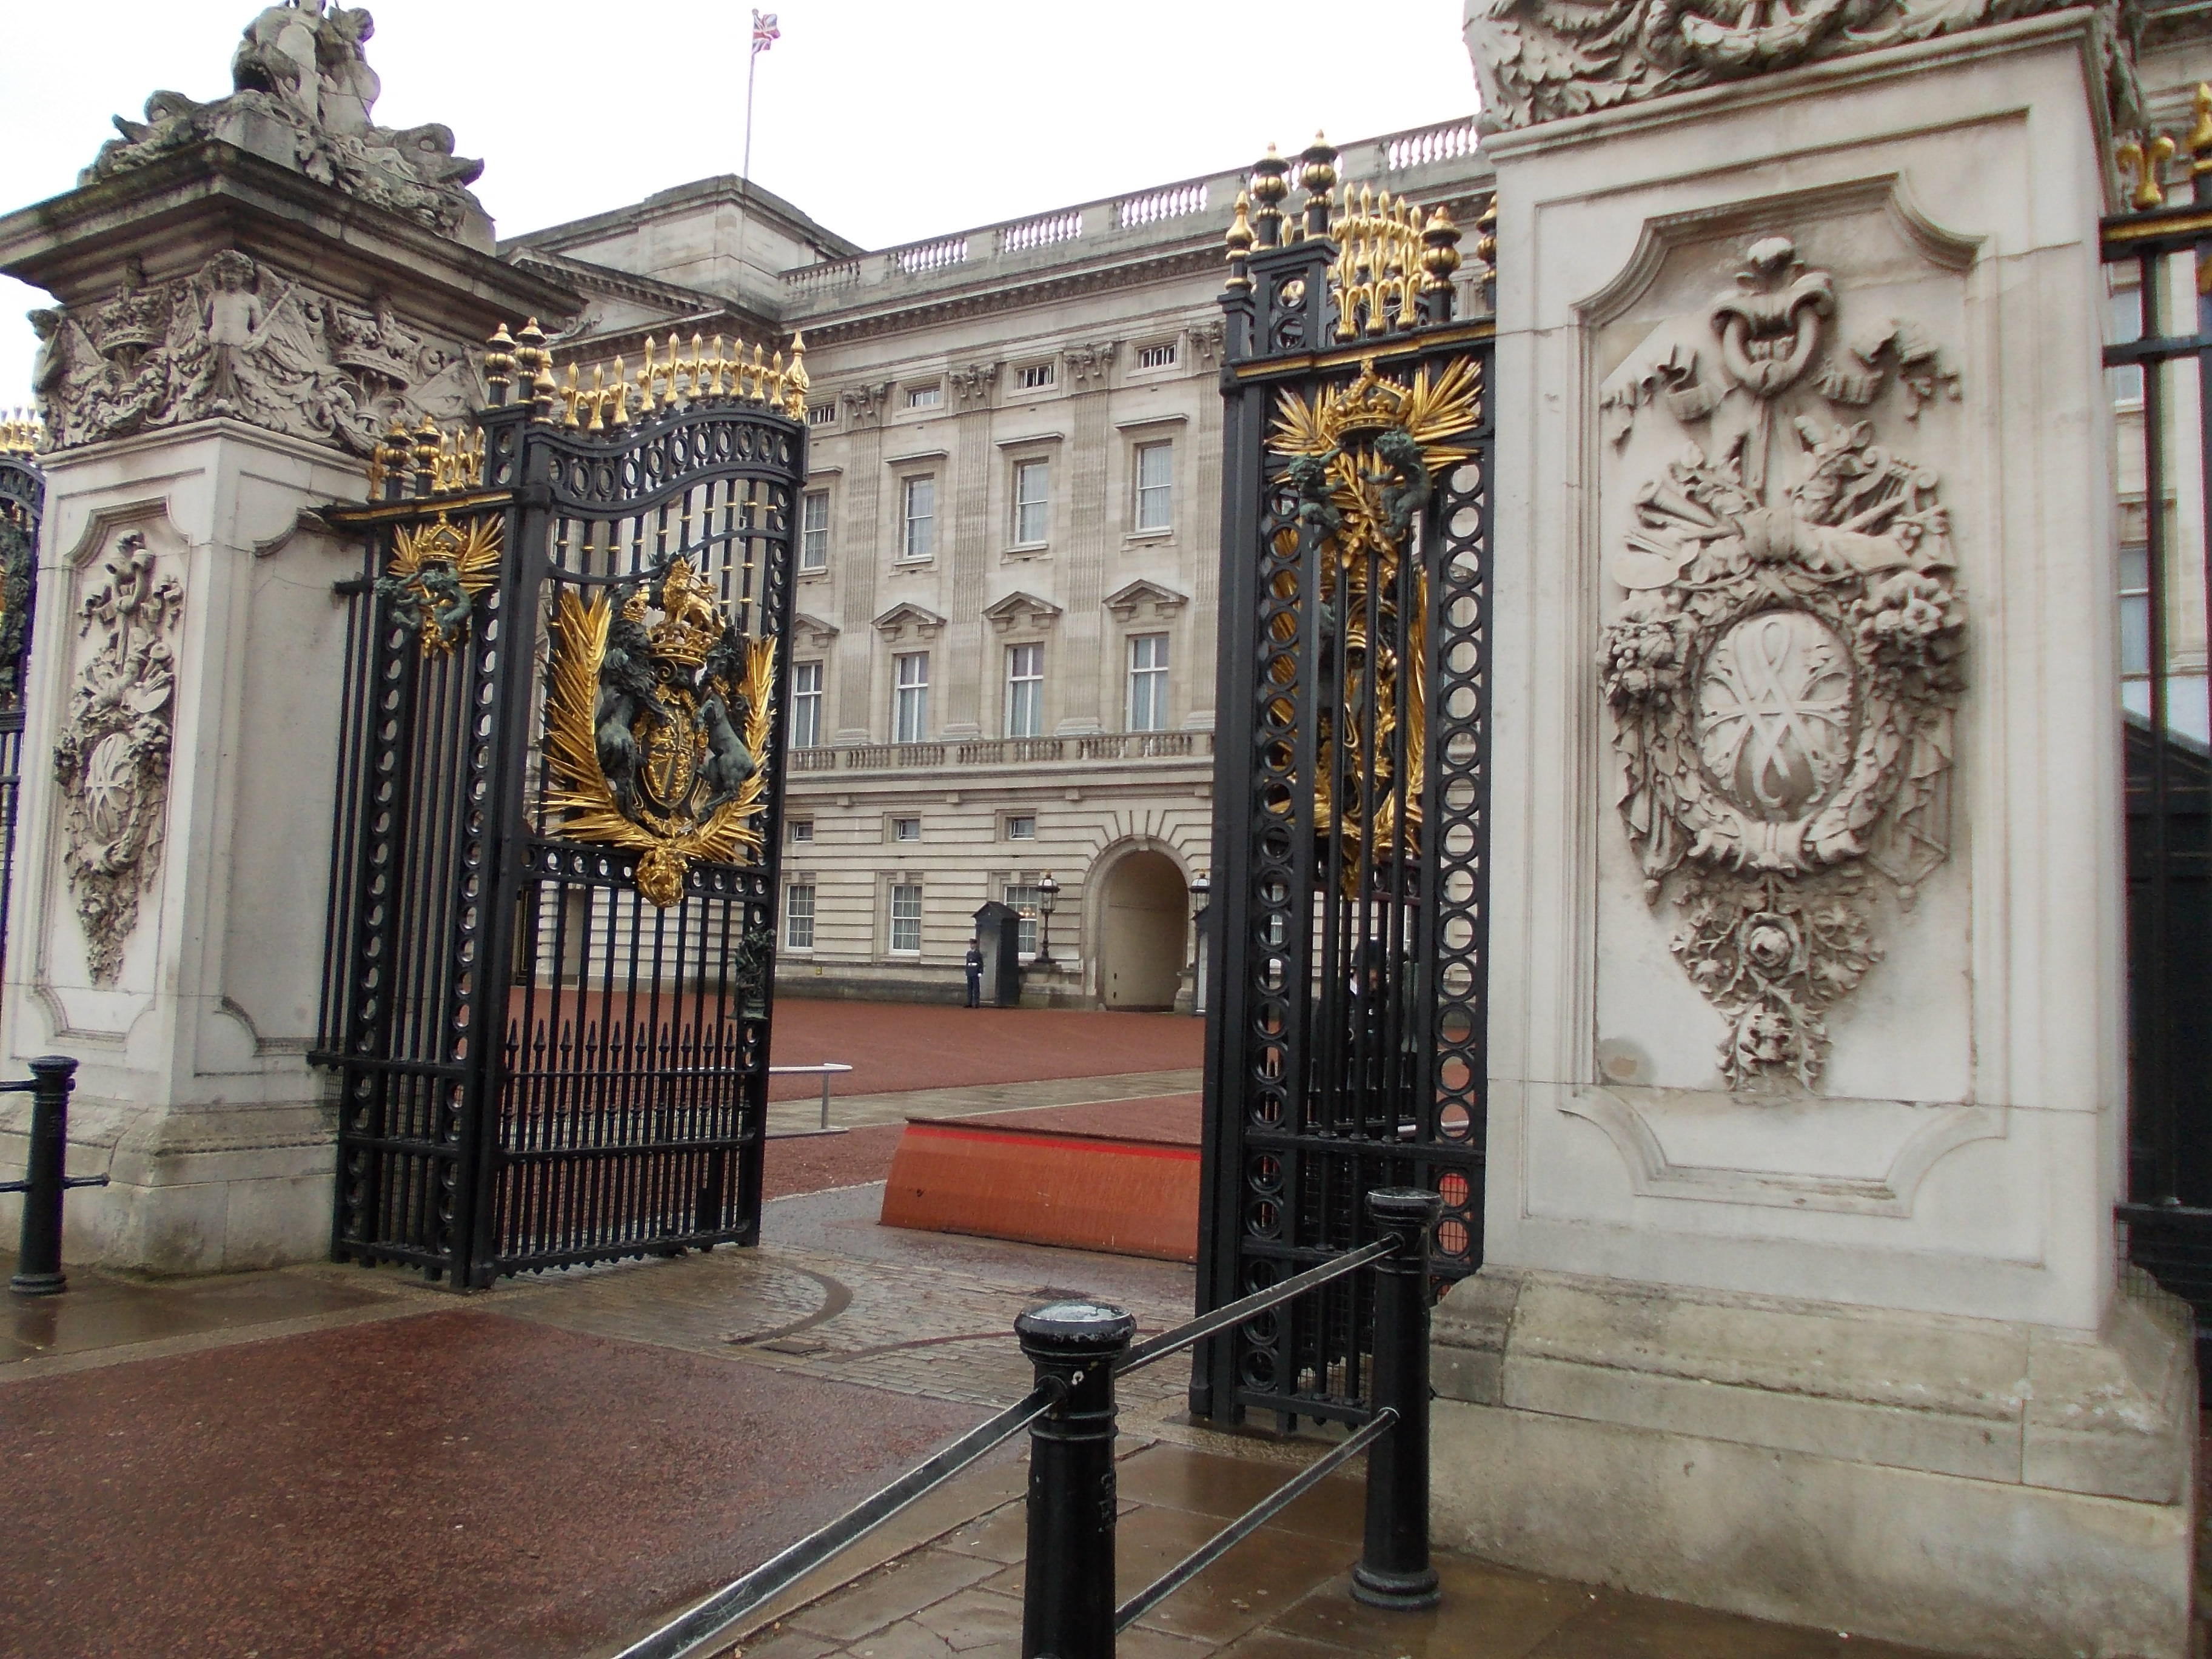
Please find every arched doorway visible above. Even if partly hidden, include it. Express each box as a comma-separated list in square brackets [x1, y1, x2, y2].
[1099, 850, 1187, 1010]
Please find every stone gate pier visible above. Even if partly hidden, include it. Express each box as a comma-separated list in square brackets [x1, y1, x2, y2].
[0, 5, 572, 1272]
[1436, 4, 2196, 1654]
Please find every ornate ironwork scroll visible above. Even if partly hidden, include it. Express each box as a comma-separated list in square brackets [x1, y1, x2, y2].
[317, 321, 803, 1286]
[1195, 138, 1494, 1430]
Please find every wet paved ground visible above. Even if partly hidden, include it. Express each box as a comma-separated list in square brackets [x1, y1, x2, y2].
[768, 1000, 1202, 1103]
[0, 1014, 2013, 1657]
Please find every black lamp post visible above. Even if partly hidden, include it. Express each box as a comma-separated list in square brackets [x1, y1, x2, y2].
[1189, 872, 1211, 1018]
[1034, 872, 1059, 968]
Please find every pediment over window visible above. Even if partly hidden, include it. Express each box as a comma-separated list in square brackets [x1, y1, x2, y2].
[1104, 579, 1188, 623]
[983, 591, 1064, 633]
[793, 612, 840, 651]
[873, 602, 947, 643]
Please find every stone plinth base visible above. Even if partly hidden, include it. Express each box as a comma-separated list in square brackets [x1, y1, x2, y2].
[0, 1094, 335, 1275]
[1429, 1269, 2197, 1658]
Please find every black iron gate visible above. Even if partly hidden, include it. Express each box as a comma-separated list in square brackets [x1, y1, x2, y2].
[1193, 142, 1494, 1427]
[2102, 130, 2212, 1381]
[0, 431, 40, 994]
[317, 326, 808, 1285]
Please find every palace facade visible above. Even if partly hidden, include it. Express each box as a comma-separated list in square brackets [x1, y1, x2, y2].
[504, 121, 1494, 1006]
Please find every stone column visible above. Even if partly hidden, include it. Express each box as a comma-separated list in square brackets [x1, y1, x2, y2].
[0, 74, 575, 1272]
[1433, 8, 2194, 1657]
[1056, 341, 1116, 734]
[944, 361, 999, 737]
[1186, 323, 1225, 731]
[835, 384, 889, 742]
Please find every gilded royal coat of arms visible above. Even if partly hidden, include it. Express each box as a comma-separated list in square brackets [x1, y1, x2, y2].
[543, 558, 776, 905]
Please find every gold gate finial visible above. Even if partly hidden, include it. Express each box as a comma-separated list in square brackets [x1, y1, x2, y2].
[2119, 132, 2177, 211]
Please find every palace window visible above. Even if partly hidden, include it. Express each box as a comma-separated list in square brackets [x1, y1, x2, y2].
[1016, 362, 1055, 390]
[893, 816, 922, 842]
[1013, 458, 1051, 546]
[800, 489, 830, 572]
[790, 660, 823, 748]
[905, 383, 943, 409]
[889, 883, 923, 954]
[1136, 341, 1177, 370]
[1005, 642, 1044, 738]
[1134, 441, 1173, 532]
[806, 403, 837, 427]
[901, 475, 936, 561]
[1004, 883, 1042, 958]
[893, 651, 930, 742]
[2108, 283, 2145, 404]
[1004, 814, 1036, 840]
[788, 817, 815, 844]
[1127, 632, 1170, 732]
[785, 884, 816, 950]
[2122, 540, 2151, 677]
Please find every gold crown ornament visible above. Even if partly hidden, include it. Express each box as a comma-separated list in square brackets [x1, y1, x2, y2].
[646, 558, 726, 668]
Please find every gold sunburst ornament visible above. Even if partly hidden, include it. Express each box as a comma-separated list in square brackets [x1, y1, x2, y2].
[542, 561, 777, 907]
[378, 512, 502, 656]
[1265, 355, 1481, 882]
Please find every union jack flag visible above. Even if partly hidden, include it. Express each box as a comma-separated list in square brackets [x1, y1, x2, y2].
[752, 10, 780, 52]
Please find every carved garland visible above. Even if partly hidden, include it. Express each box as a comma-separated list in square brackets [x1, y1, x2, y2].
[55, 534, 184, 984]
[1598, 237, 1965, 1091]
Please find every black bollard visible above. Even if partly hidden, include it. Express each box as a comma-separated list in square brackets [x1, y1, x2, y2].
[1017, 1299, 1134, 1659]
[10, 1056, 84, 1297]
[1352, 1187, 1444, 1610]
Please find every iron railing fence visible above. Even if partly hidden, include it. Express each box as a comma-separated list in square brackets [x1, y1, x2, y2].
[1196, 136, 1494, 1430]
[2102, 148, 2212, 1389]
[317, 329, 807, 1286]
[611, 1189, 1442, 1659]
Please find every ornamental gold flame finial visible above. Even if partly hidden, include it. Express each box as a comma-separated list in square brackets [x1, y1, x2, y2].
[2119, 132, 2178, 211]
[2190, 84, 2212, 175]
[1225, 191, 1255, 290]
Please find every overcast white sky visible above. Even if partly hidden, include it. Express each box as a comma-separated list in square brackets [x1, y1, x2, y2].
[0, 1, 1479, 407]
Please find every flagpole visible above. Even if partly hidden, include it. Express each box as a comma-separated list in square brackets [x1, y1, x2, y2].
[742, 33, 760, 191]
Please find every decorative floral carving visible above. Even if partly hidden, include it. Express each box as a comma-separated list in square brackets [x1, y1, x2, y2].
[1468, 0, 2139, 132]
[82, 3, 489, 243]
[1597, 237, 1965, 1091]
[30, 252, 478, 457]
[55, 534, 184, 984]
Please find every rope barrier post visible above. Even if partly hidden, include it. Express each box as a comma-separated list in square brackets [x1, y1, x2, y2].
[1352, 1187, 1444, 1610]
[10, 1056, 82, 1296]
[1017, 1299, 1134, 1659]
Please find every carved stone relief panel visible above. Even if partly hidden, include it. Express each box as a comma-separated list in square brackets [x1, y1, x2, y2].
[1592, 194, 1975, 1102]
[55, 531, 185, 985]
[33, 253, 481, 458]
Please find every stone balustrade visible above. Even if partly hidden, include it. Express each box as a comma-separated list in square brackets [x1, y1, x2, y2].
[780, 116, 1490, 314]
[786, 731, 1213, 774]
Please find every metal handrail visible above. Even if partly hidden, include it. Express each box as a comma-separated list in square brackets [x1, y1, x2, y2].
[1114, 1409, 1397, 1631]
[1019, 1189, 1447, 1658]
[612, 1379, 1064, 1659]
[0, 1056, 101, 1296]
[1116, 1236, 1393, 1376]
[767, 1061, 855, 1134]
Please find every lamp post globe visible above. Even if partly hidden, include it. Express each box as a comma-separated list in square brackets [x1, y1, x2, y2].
[1035, 872, 1059, 968]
